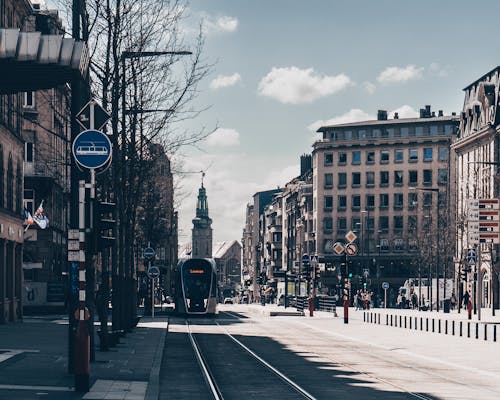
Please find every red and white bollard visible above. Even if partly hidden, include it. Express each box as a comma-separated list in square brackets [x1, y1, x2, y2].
[343, 298, 349, 324]
[309, 297, 314, 317]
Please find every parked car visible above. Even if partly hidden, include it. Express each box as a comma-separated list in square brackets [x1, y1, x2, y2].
[223, 297, 234, 304]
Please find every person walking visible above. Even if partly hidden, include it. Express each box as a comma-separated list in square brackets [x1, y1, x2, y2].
[450, 292, 457, 310]
[463, 290, 470, 310]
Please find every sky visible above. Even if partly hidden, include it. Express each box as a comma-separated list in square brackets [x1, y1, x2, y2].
[175, 0, 500, 247]
[41, 0, 500, 247]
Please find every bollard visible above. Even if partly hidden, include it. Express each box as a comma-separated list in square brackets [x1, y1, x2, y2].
[390, 315, 393, 326]
[386, 314, 388, 325]
[409, 316, 412, 329]
[452, 320, 455, 336]
[432, 318, 435, 332]
[378, 313, 381, 324]
[343, 299, 349, 324]
[484, 324, 487, 341]
[426, 318, 429, 331]
[399, 315, 402, 327]
[308, 297, 314, 317]
[363, 312, 366, 322]
[494, 325, 497, 342]
[420, 317, 423, 331]
[445, 320, 448, 335]
[438, 319, 441, 334]
[468, 300, 472, 320]
[415, 317, 418, 330]
[467, 322, 470, 338]
[460, 321, 462, 337]
[475, 323, 479, 339]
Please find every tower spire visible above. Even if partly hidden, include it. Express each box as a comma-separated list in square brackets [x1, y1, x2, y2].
[192, 172, 212, 258]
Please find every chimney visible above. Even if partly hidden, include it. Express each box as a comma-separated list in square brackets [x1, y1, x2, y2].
[377, 110, 388, 120]
[394, 112, 399, 119]
[419, 108, 425, 118]
[300, 154, 312, 177]
[431, 111, 436, 117]
[425, 105, 431, 116]
[451, 112, 456, 116]
[438, 110, 443, 117]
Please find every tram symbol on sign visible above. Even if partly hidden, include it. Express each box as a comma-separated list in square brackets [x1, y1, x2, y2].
[345, 243, 358, 256]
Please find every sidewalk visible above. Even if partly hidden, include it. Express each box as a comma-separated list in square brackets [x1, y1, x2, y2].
[0, 314, 167, 400]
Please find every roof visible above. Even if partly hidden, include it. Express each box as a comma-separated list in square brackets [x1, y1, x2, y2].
[213, 240, 241, 259]
[316, 115, 459, 132]
[462, 65, 500, 91]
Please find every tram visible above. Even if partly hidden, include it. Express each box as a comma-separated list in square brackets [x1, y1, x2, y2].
[174, 258, 218, 315]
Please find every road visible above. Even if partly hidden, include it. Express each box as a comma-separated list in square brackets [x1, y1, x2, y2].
[160, 305, 500, 400]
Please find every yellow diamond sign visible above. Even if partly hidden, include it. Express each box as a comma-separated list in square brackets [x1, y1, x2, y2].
[345, 230, 357, 243]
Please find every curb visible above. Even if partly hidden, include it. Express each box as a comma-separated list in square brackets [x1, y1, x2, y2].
[145, 318, 169, 400]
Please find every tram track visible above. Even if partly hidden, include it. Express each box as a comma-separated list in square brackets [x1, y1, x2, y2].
[185, 318, 316, 400]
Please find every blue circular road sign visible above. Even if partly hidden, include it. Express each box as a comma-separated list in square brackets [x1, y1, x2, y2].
[72, 129, 112, 169]
[382, 282, 390, 290]
[143, 247, 155, 259]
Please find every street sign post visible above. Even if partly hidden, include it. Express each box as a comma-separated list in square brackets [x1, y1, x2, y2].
[76, 99, 111, 131]
[143, 247, 155, 260]
[147, 265, 160, 318]
[382, 282, 389, 309]
[72, 129, 112, 170]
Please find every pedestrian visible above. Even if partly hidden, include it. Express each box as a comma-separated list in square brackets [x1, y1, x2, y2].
[450, 292, 457, 310]
[356, 290, 363, 310]
[411, 292, 418, 309]
[463, 290, 470, 310]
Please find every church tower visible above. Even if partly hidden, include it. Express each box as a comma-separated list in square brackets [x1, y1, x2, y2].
[192, 173, 213, 258]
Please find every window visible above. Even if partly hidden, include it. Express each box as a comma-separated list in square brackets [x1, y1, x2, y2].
[338, 152, 347, 165]
[352, 151, 361, 165]
[324, 196, 333, 211]
[408, 193, 418, 210]
[352, 172, 361, 187]
[422, 126, 430, 136]
[373, 129, 381, 138]
[438, 147, 449, 161]
[379, 216, 389, 233]
[415, 126, 423, 136]
[409, 170, 418, 185]
[24, 189, 34, 215]
[337, 195, 347, 210]
[351, 195, 361, 210]
[423, 169, 432, 185]
[324, 173, 333, 189]
[423, 192, 433, 208]
[394, 216, 403, 231]
[408, 215, 417, 232]
[423, 148, 433, 161]
[366, 171, 375, 187]
[25, 142, 34, 162]
[380, 150, 390, 163]
[409, 148, 418, 162]
[395, 149, 404, 163]
[338, 172, 347, 188]
[359, 130, 367, 139]
[379, 193, 389, 209]
[324, 153, 333, 166]
[401, 127, 409, 137]
[430, 125, 438, 136]
[380, 171, 389, 187]
[438, 169, 448, 184]
[394, 193, 403, 209]
[394, 238, 404, 251]
[366, 194, 375, 210]
[352, 217, 361, 231]
[394, 170, 403, 186]
[323, 217, 333, 233]
[366, 217, 375, 231]
[366, 151, 375, 164]
[379, 238, 389, 252]
[408, 238, 417, 252]
[24, 91, 35, 108]
[408, 126, 415, 137]
[337, 217, 347, 232]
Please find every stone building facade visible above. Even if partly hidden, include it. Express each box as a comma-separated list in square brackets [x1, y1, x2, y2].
[313, 107, 459, 306]
[192, 180, 213, 259]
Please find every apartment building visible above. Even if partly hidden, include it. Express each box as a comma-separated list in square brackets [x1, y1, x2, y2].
[452, 66, 500, 311]
[313, 106, 459, 303]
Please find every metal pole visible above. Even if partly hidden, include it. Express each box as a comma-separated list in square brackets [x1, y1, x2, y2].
[152, 276, 155, 319]
[436, 195, 440, 312]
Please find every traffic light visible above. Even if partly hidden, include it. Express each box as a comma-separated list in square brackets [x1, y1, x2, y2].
[460, 268, 468, 281]
[92, 201, 116, 253]
[340, 253, 347, 276]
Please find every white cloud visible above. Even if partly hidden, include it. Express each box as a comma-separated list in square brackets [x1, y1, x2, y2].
[377, 65, 424, 83]
[429, 62, 449, 77]
[203, 14, 238, 34]
[363, 81, 376, 94]
[389, 105, 419, 119]
[209, 73, 241, 90]
[205, 128, 240, 147]
[307, 109, 374, 132]
[257, 66, 352, 104]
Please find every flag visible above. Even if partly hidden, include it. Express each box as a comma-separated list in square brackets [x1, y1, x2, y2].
[23, 209, 35, 232]
[32, 200, 49, 230]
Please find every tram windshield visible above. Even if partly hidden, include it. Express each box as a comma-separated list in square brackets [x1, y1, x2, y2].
[182, 260, 214, 312]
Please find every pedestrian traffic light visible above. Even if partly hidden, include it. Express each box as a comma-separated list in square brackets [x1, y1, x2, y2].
[92, 201, 116, 253]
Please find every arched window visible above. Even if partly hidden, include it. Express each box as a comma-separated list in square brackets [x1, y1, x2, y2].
[6, 153, 13, 210]
[16, 161, 22, 214]
[0, 144, 3, 208]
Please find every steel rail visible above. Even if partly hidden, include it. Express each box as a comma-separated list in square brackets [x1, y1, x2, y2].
[186, 320, 224, 400]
